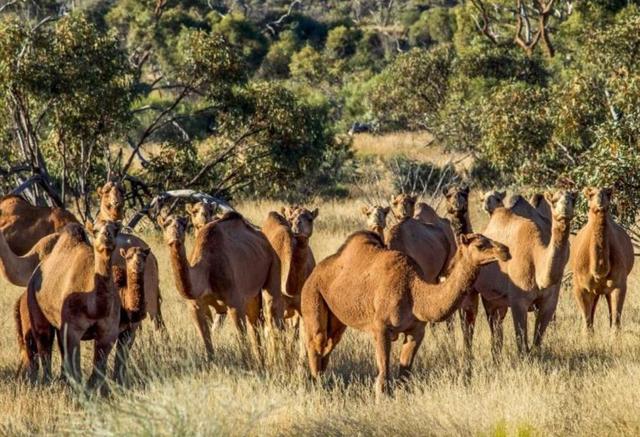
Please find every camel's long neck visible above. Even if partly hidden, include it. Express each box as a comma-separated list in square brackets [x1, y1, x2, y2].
[288, 237, 312, 295]
[536, 217, 571, 289]
[412, 252, 478, 323]
[90, 251, 114, 319]
[123, 267, 146, 323]
[168, 241, 200, 300]
[588, 211, 610, 279]
[448, 209, 472, 236]
[0, 231, 39, 286]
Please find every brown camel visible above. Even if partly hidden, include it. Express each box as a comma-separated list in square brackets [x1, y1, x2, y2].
[0, 195, 77, 255]
[24, 221, 121, 387]
[92, 181, 165, 330]
[469, 191, 577, 355]
[361, 205, 390, 240]
[301, 231, 509, 396]
[159, 212, 283, 355]
[390, 194, 416, 220]
[571, 188, 634, 331]
[186, 202, 215, 233]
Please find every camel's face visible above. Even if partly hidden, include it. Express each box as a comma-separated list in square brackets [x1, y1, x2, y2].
[92, 221, 120, 254]
[285, 207, 318, 238]
[444, 185, 469, 213]
[390, 194, 416, 220]
[583, 187, 612, 213]
[459, 233, 511, 265]
[121, 247, 150, 274]
[361, 205, 390, 230]
[186, 202, 214, 231]
[160, 215, 188, 245]
[482, 190, 506, 215]
[99, 181, 125, 221]
[545, 190, 577, 221]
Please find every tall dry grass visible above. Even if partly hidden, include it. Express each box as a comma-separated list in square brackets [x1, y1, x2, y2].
[1, 197, 640, 436]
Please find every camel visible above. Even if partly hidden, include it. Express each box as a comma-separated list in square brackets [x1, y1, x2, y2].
[361, 205, 390, 240]
[186, 202, 215, 233]
[159, 212, 283, 356]
[0, 229, 60, 287]
[443, 185, 471, 235]
[24, 221, 121, 387]
[469, 190, 577, 355]
[0, 195, 77, 255]
[390, 194, 416, 220]
[92, 181, 165, 330]
[571, 187, 634, 331]
[301, 231, 509, 396]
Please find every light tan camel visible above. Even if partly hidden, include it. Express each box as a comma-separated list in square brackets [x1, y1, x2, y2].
[92, 181, 165, 330]
[159, 212, 283, 355]
[301, 231, 509, 396]
[361, 205, 390, 239]
[390, 194, 416, 220]
[571, 188, 634, 331]
[0, 195, 77, 255]
[186, 202, 215, 233]
[469, 191, 576, 354]
[25, 221, 121, 387]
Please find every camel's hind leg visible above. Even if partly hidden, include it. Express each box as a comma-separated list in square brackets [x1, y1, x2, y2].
[484, 302, 507, 360]
[189, 301, 214, 358]
[301, 282, 330, 378]
[510, 298, 529, 354]
[574, 288, 597, 333]
[398, 325, 426, 380]
[262, 260, 285, 329]
[320, 312, 346, 372]
[15, 295, 38, 381]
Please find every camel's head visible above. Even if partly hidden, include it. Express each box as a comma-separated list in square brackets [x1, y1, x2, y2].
[482, 190, 506, 215]
[458, 233, 511, 265]
[158, 215, 188, 245]
[120, 247, 150, 275]
[186, 202, 214, 232]
[390, 194, 416, 220]
[91, 220, 121, 255]
[98, 181, 125, 221]
[283, 206, 318, 239]
[361, 205, 390, 231]
[443, 185, 470, 214]
[583, 187, 613, 213]
[544, 190, 577, 222]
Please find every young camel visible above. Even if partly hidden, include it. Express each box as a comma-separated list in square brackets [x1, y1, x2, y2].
[571, 188, 634, 331]
[93, 181, 165, 330]
[470, 191, 577, 355]
[25, 221, 121, 387]
[159, 212, 284, 356]
[302, 231, 510, 396]
[0, 195, 77, 255]
[360, 205, 390, 240]
[186, 202, 215, 233]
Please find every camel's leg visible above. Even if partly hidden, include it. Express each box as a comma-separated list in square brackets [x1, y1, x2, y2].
[189, 301, 214, 357]
[246, 294, 263, 356]
[113, 327, 137, 385]
[87, 337, 116, 391]
[533, 289, 560, 349]
[152, 297, 166, 332]
[35, 327, 55, 383]
[320, 312, 347, 372]
[398, 325, 426, 380]
[510, 299, 529, 355]
[573, 288, 597, 333]
[486, 304, 508, 360]
[610, 285, 627, 331]
[460, 292, 479, 358]
[227, 305, 248, 339]
[262, 274, 285, 330]
[605, 293, 613, 327]
[60, 328, 82, 385]
[374, 327, 392, 398]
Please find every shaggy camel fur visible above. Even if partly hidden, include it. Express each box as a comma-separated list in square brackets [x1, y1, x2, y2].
[92, 181, 165, 330]
[0, 230, 60, 286]
[25, 221, 121, 386]
[390, 194, 416, 220]
[186, 202, 215, 233]
[301, 231, 509, 396]
[469, 191, 577, 354]
[361, 205, 390, 240]
[571, 188, 634, 331]
[0, 195, 77, 255]
[160, 212, 283, 355]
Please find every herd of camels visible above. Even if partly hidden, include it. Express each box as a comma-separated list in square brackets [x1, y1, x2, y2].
[0, 180, 634, 396]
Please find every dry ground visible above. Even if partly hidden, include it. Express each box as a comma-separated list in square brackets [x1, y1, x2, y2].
[1, 196, 640, 436]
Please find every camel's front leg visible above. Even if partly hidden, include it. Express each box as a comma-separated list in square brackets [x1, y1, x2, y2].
[113, 327, 137, 385]
[189, 300, 214, 357]
[533, 287, 560, 349]
[573, 287, 597, 333]
[510, 297, 529, 355]
[484, 300, 507, 360]
[60, 326, 82, 384]
[460, 291, 479, 358]
[398, 325, 425, 380]
[610, 284, 627, 331]
[88, 337, 116, 392]
[374, 327, 392, 398]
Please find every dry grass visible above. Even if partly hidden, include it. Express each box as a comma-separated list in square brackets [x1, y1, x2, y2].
[2, 196, 640, 436]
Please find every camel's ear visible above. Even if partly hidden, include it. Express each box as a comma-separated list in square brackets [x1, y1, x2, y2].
[408, 195, 417, 205]
[582, 187, 595, 199]
[543, 191, 554, 204]
[498, 191, 506, 201]
[382, 206, 390, 216]
[461, 185, 470, 196]
[142, 247, 151, 256]
[310, 208, 319, 219]
[85, 220, 95, 234]
[185, 203, 195, 215]
[458, 233, 471, 246]
[119, 248, 128, 259]
[361, 205, 370, 215]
